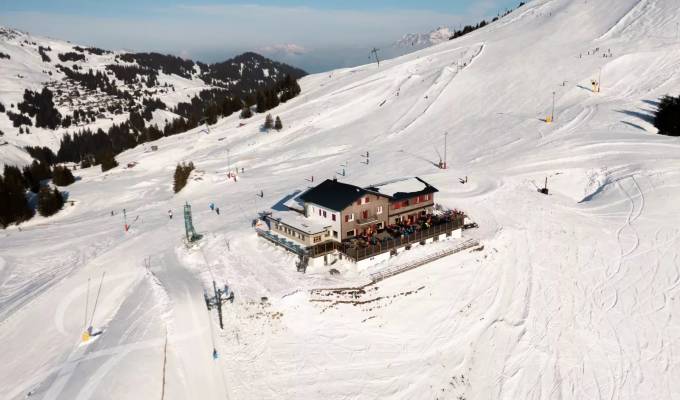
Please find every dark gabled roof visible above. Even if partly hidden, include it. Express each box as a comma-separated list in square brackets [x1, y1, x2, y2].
[299, 179, 367, 211]
[365, 177, 438, 201]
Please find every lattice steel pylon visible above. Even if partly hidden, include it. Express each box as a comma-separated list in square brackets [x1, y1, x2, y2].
[183, 202, 202, 242]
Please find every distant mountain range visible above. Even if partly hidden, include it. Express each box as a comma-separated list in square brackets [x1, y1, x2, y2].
[393, 27, 454, 49]
[0, 25, 306, 161]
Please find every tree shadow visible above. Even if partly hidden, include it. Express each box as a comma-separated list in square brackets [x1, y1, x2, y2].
[615, 108, 655, 125]
[620, 121, 647, 131]
[641, 99, 660, 108]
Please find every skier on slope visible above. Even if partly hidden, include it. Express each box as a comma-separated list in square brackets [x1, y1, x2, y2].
[216, 207, 220, 215]
[212, 348, 219, 359]
[209, 202, 215, 211]
[168, 210, 173, 219]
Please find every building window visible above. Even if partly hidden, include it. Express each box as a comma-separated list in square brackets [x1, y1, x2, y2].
[362, 210, 368, 219]
[346, 230, 355, 237]
[323, 210, 327, 218]
[415, 196, 420, 204]
[332, 214, 336, 221]
[313, 236, 321, 243]
[333, 230, 338, 238]
[365, 196, 370, 203]
[325, 231, 330, 237]
[345, 215, 349, 222]
[377, 206, 383, 215]
[402, 200, 409, 207]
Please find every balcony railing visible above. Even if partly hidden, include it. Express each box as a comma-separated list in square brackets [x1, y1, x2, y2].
[307, 215, 464, 261]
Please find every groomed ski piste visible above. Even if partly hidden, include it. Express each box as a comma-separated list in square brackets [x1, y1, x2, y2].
[2, 0, 680, 398]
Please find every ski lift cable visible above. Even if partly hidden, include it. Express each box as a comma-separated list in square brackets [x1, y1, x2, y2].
[88, 271, 106, 328]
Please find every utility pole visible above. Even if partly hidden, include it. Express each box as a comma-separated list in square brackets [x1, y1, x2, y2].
[370, 48, 380, 67]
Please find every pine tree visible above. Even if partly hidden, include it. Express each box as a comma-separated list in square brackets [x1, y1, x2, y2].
[264, 114, 274, 130]
[654, 95, 680, 136]
[256, 91, 267, 113]
[97, 151, 118, 172]
[240, 106, 253, 119]
[52, 165, 76, 186]
[23, 160, 51, 193]
[274, 116, 282, 131]
[173, 162, 195, 193]
[0, 165, 33, 227]
[37, 187, 64, 217]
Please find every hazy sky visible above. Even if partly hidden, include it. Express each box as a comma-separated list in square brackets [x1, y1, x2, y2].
[0, 0, 523, 72]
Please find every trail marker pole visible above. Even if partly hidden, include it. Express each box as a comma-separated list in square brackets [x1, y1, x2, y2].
[551, 91, 556, 122]
[598, 68, 602, 93]
[444, 132, 447, 169]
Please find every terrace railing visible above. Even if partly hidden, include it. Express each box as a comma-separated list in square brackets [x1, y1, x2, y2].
[307, 215, 465, 261]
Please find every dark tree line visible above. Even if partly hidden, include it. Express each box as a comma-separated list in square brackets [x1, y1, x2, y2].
[106, 64, 158, 85]
[173, 162, 195, 193]
[38, 46, 51, 62]
[118, 52, 196, 79]
[73, 46, 110, 56]
[449, 2, 525, 40]
[0, 165, 33, 228]
[0, 101, 5, 112]
[6, 111, 32, 127]
[22, 160, 52, 193]
[18, 88, 62, 129]
[654, 95, 680, 136]
[0, 51, 10, 59]
[0, 162, 71, 228]
[58, 52, 86, 62]
[25, 146, 57, 164]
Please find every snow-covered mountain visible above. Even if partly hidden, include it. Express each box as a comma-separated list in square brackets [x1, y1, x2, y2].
[2, 0, 680, 399]
[394, 27, 453, 50]
[0, 26, 305, 166]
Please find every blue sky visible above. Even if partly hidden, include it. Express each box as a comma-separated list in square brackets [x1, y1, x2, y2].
[0, 0, 523, 72]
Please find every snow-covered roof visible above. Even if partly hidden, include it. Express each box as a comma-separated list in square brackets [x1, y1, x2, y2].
[283, 190, 306, 213]
[366, 177, 438, 200]
[268, 211, 330, 235]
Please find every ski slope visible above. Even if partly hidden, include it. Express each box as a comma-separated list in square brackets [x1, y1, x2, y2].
[2, 0, 680, 399]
